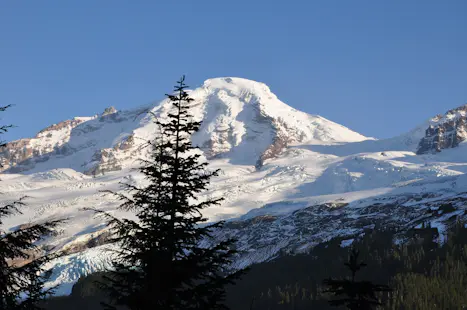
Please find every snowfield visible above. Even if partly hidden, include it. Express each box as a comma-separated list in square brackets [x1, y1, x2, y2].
[1, 77, 466, 295]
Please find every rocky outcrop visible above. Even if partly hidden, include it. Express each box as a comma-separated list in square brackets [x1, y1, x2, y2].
[84, 149, 123, 176]
[0, 105, 139, 174]
[417, 104, 467, 154]
[256, 132, 289, 169]
[37, 118, 85, 137]
[0, 118, 89, 172]
[62, 231, 113, 256]
[113, 134, 135, 151]
[7, 248, 43, 268]
[209, 193, 466, 269]
[256, 117, 308, 169]
[84, 134, 136, 176]
[101, 106, 117, 116]
[99, 106, 125, 123]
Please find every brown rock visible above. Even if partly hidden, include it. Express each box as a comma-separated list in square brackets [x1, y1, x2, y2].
[417, 104, 467, 154]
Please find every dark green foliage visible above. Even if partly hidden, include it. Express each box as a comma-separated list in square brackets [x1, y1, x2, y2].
[438, 203, 456, 214]
[323, 249, 392, 309]
[42, 219, 467, 309]
[0, 104, 13, 150]
[86, 76, 245, 310]
[223, 221, 467, 309]
[0, 105, 65, 309]
[38, 273, 124, 310]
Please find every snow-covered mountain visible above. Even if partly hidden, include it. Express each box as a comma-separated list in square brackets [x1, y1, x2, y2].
[0, 77, 368, 175]
[1, 77, 466, 295]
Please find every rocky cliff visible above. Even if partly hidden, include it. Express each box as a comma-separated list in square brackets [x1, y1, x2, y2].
[417, 104, 467, 154]
[0, 117, 91, 172]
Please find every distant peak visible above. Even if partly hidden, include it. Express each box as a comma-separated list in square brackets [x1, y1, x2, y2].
[440, 103, 467, 119]
[416, 103, 467, 154]
[203, 76, 265, 85]
[101, 106, 118, 116]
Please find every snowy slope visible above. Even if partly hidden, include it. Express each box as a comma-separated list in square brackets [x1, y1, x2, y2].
[0, 77, 466, 295]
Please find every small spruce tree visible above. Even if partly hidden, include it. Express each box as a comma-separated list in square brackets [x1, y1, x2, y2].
[87, 76, 246, 310]
[322, 248, 392, 310]
[0, 104, 64, 310]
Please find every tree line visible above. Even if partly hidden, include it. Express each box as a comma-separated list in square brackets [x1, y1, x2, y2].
[225, 221, 467, 309]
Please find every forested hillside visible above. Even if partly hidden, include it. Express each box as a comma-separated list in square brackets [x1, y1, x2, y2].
[42, 220, 467, 309]
[227, 221, 467, 309]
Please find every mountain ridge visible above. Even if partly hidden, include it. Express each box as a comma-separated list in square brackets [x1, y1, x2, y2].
[0, 77, 370, 174]
[417, 104, 467, 154]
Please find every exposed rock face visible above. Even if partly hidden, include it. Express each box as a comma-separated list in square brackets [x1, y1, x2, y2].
[256, 117, 309, 168]
[99, 106, 125, 123]
[113, 134, 135, 151]
[0, 105, 139, 174]
[85, 149, 123, 176]
[37, 119, 85, 136]
[101, 106, 117, 116]
[84, 135, 137, 176]
[62, 231, 113, 256]
[212, 193, 467, 269]
[256, 132, 289, 169]
[191, 80, 353, 169]
[417, 104, 467, 154]
[7, 248, 43, 268]
[0, 118, 89, 172]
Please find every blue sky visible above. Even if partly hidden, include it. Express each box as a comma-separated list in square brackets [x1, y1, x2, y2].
[1, 0, 466, 141]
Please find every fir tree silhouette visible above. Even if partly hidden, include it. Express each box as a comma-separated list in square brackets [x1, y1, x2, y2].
[86, 76, 246, 310]
[0, 104, 65, 310]
[323, 248, 392, 310]
[0, 105, 13, 149]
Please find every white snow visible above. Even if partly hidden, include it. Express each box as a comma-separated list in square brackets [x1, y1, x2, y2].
[340, 239, 354, 248]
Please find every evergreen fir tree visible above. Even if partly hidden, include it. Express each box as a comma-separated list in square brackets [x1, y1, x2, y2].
[0, 104, 64, 310]
[323, 248, 392, 310]
[87, 76, 246, 310]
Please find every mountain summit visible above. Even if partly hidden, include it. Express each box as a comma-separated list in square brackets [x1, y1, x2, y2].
[0, 77, 370, 174]
[187, 77, 370, 167]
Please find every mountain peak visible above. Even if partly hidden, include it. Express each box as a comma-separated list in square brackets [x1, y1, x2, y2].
[101, 106, 118, 116]
[0, 78, 370, 174]
[202, 77, 271, 92]
[417, 103, 467, 154]
[183, 77, 370, 167]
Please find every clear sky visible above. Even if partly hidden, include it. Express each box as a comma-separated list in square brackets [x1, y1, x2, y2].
[1, 0, 466, 142]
